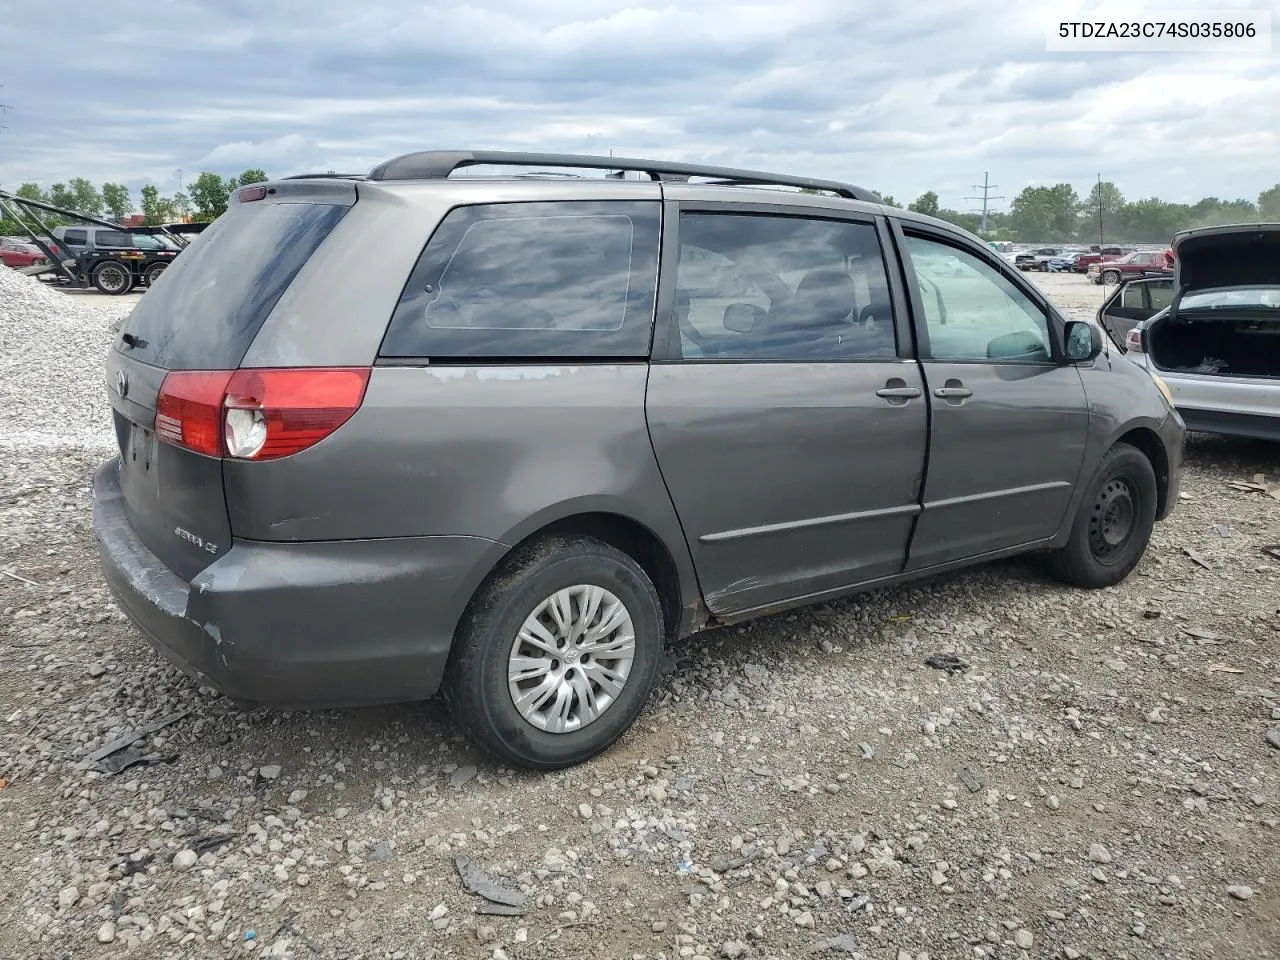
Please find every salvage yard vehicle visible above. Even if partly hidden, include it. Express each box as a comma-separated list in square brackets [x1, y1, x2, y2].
[92, 151, 1186, 770]
[1098, 275, 1174, 348]
[50, 225, 180, 293]
[1125, 223, 1280, 441]
[1088, 249, 1171, 285]
[0, 238, 48, 269]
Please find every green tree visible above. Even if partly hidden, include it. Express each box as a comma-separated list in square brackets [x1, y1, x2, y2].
[908, 191, 939, 217]
[1010, 184, 1079, 240]
[876, 193, 900, 208]
[236, 168, 268, 187]
[1258, 184, 1280, 220]
[68, 177, 103, 216]
[935, 209, 982, 233]
[16, 182, 48, 204]
[189, 171, 231, 221]
[1078, 181, 1125, 241]
[49, 182, 74, 210]
[139, 184, 177, 225]
[101, 183, 132, 220]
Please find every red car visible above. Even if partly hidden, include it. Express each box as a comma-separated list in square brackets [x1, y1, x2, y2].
[1072, 246, 1128, 273]
[0, 238, 50, 269]
[1087, 249, 1172, 285]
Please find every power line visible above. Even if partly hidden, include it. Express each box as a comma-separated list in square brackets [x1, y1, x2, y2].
[964, 172, 1005, 234]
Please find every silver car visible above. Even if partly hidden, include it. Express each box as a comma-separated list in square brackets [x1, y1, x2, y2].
[1119, 223, 1279, 441]
[93, 150, 1185, 769]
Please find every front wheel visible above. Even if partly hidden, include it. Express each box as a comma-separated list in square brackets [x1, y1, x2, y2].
[443, 535, 664, 770]
[1047, 443, 1157, 588]
[1101, 269, 1121, 285]
[143, 262, 167, 286]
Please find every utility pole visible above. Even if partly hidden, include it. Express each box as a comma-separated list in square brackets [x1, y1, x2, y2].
[965, 172, 1005, 235]
[1096, 173, 1104, 248]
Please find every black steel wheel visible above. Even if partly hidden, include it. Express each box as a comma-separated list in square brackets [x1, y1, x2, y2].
[91, 261, 132, 295]
[143, 262, 168, 286]
[1047, 443, 1157, 588]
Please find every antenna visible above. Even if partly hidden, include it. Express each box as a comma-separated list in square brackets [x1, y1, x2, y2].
[965, 172, 1005, 234]
[1096, 172, 1104, 249]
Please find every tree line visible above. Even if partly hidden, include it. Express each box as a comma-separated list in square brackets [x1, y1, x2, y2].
[0, 170, 269, 235]
[880, 180, 1280, 244]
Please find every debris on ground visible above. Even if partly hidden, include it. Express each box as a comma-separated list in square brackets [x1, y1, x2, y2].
[455, 855, 527, 911]
[956, 768, 983, 793]
[923, 654, 969, 674]
[808, 932, 859, 954]
[74, 709, 190, 770]
[1183, 547, 1213, 569]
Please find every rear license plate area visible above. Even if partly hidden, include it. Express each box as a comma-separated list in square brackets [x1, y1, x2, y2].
[127, 422, 157, 473]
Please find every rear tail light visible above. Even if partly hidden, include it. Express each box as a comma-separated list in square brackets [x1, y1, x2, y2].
[155, 368, 370, 460]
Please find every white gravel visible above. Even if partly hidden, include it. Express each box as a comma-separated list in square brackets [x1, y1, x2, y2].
[1, 268, 1278, 960]
[0, 266, 135, 452]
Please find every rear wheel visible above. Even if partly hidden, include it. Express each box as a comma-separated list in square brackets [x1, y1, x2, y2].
[443, 535, 664, 770]
[1047, 443, 1157, 588]
[91, 261, 132, 295]
[144, 262, 167, 286]
[1101, 269, 1121, 285]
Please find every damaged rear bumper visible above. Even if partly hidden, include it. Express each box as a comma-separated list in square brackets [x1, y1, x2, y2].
[92, 458, 505, 708]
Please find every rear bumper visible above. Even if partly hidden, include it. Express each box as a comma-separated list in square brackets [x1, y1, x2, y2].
[92, 458, 506, 708]
[1177, 407, 1280, 442]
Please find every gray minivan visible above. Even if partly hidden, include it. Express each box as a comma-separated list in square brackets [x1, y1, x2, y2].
[93, 151, 1185, 769]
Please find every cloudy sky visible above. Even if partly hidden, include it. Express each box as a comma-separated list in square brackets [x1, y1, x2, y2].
[1, 0, 1276, 211]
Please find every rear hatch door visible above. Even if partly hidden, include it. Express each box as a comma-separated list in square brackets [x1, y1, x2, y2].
[106, 183, 356, 580]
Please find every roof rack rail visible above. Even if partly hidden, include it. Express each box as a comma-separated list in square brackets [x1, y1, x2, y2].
[282, 173, 365, 180]
[365, 150, 878, 202]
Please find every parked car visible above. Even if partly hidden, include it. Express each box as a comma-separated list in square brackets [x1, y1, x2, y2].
[50, 225, 180, 293]
[1073, 246, 1127, 273]
[1014, 247, 1061, 271]
[1097, 275, 1174, 349]
[1124, 223, 1279, 440]
[0, 238, 49, 269]
[1088, 250, 1172, 285]
[93, 150, 1185, 769]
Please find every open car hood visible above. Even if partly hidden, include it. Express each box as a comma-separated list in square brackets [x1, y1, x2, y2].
[1173, 223, 1280, 293]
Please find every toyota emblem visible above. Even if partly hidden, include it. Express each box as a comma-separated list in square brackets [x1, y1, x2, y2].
[115, 369, 129, 398]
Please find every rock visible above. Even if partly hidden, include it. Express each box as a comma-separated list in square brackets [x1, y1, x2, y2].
[722, 940, 748, 958]
[57, 886, 80, 908]
[1064, 949, 1082, 959]
[1104, 658, 1127, 672]
[793, 911, 815, 928]
[288, 789, 308, 804]
[371, 840, 393, 862]
[258, 764, 282, 780]
[1015, 929, 1034, 949]
[1227, 885, 1254, 901]
[429, 903, 448, 920]
[87, 663, 106, 677]
[173, 849, 198, 871]
[1088, 843, 1112, 864]
[1266, 730, 1280, 751]
[578, 803, 593, 820]
[449, 764, 478, 788]
[1046, 796, 1060, 811]
[97, 922, 117, 944]
[652, 921, 669, 933]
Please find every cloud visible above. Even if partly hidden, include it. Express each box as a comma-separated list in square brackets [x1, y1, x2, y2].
[0, 0, 1275, 212]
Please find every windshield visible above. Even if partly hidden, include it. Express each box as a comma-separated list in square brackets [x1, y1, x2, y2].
[1180, 286, 1280, 312]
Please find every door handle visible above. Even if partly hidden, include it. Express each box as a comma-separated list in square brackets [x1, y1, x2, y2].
[933, 378, 973, 403]
[876, 386, 923, 399]
[876, 378, 922, 406]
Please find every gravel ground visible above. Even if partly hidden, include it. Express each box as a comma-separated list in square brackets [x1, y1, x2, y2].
[1, 267, 1278, 960]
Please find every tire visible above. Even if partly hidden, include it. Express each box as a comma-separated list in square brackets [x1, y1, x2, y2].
[91, 261, 132, 295]
[443, 535, 664, 770]
[144, 262, 167, 286]
[1047, 443, 1157, 589]
[1101, 269, 1121, 285]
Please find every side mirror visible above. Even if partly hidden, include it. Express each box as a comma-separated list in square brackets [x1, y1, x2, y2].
[1064, 320, 1102, 362]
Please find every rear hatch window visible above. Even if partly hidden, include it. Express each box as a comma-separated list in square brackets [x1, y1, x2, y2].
[116, 198, 351, 370]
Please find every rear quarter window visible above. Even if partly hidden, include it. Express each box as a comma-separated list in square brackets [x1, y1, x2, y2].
[380, 201, 660, 360]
